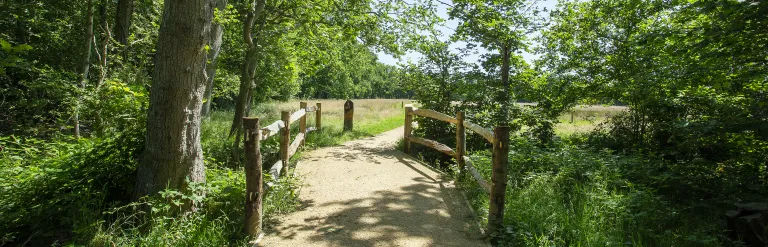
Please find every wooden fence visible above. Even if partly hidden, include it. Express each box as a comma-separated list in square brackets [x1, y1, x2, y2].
[403, 104, 510, 239]
[242, 101, 322, 238]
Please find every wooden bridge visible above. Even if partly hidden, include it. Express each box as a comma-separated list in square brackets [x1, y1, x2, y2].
[241, 102, 510, 246]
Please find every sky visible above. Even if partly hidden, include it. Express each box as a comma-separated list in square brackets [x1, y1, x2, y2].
[375, 0, 558, 66]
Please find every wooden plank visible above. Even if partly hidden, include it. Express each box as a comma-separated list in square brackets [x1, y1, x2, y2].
[268, 160, 282, 181]
[261, 120, 284, 140]
[288, 133, 304, 158]
[463, 156, 490, 194]
[305, 105, 317, 112]
[289, 109, 306, 125]
[407, 136, 456, 158]
[413, 108, 457, 124]
[464, 120, 494, 143]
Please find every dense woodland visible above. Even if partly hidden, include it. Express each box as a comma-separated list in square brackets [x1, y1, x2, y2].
[1, 0, 767, 246]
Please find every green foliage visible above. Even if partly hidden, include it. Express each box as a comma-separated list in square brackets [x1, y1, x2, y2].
[458, 138, 737, 246]
[538, 0, 768, 193]
[0, 39, 32, 75]
[450, 0, 542, 50]
[0, 123, 144, 245]
[299, 43, 407, 99]
[86, 170, 301, 246]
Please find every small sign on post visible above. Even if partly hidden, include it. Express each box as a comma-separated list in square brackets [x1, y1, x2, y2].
[344, 100, 354, 131]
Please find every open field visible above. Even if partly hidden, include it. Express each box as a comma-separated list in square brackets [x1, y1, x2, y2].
[201, 99, 414, 167]
[554, 105, 627, 136]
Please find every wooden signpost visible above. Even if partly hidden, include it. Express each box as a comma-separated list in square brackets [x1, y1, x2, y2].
[344, 100, 354, 131]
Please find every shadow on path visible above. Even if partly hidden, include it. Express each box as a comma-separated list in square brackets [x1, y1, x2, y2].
[260, 127, 486, 247]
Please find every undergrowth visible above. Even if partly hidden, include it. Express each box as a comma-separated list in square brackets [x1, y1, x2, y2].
[454, 136, 745, 247]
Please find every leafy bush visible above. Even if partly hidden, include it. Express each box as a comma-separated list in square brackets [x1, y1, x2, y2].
[586, 108, 768, 203]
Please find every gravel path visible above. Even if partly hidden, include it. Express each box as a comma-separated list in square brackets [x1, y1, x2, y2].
[259, 127, 487, 247]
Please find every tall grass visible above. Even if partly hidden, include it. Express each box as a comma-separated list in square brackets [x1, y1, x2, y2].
[456, 138, 724, 247]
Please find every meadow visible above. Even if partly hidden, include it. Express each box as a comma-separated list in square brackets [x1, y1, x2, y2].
[553, 105, 627, 137]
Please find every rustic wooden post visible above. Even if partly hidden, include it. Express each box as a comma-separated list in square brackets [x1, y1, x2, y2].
[280, 111, 290, 176]
[344, 100, 354, 131]
[243, 117, 263, 237]
[404, 104, 414, 154]
[570, 112, 574, 123]
[299, 102, 307, 145]
[488, 126, 510, 242]
[456, 112, 466, 176]
[316, 102, 322, 129]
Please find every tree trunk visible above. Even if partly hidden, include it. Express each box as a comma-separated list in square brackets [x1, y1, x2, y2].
[76, 0, 95, 138]
[114, 0, 133, 47]
[134, 0, 215, 200]
[96, 0, 110, 89]
[498, 44, 511, 125]
[229, 0, 265, 138]
[202, 0, 229, 117]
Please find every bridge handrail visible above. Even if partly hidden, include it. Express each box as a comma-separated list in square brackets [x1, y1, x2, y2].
[403, 104, 510, 237]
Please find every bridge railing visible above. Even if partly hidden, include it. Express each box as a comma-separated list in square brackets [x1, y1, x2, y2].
[241, 101, 322, 238]
[403, 104, 510, 238]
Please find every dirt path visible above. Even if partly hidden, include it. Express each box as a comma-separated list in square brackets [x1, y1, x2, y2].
[259, 127, 487, 247]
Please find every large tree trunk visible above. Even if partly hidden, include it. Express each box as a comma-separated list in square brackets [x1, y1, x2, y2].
[75, 0, 95, 138]
[134, 0, 215, 200]
[497, 44, 511, 125]
[114, 0, 133, 47]
[202, 0, 229, 117]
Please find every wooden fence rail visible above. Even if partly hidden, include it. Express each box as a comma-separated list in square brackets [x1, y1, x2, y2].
[242, 101, 322, 239]
[403, 104, 510, 241]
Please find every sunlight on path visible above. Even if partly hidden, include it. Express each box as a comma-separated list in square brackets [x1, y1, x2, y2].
[259, 127, 487, 247]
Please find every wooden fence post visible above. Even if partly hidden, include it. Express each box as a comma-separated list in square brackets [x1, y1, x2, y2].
[344, 100, 354, 131]
[456, 112, 466, 176]
[280, 111, 290, 176]
[316, 102, 322, 129]
[243, 117, 263, 237]
[299, 102, 307, 145]
[488, 126, 510, 242]
[404, 105, 413, 154]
